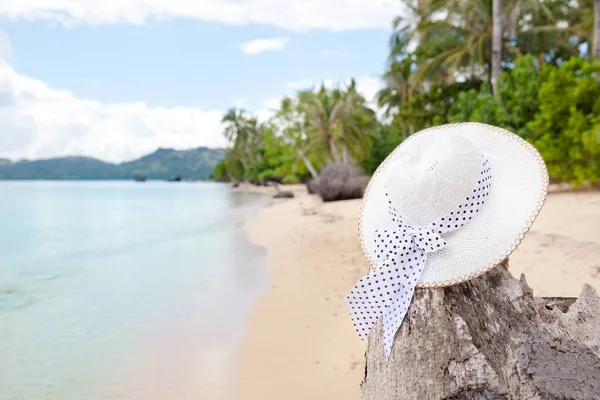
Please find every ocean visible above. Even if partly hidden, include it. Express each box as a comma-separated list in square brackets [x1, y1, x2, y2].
[0, 181, 269, 400]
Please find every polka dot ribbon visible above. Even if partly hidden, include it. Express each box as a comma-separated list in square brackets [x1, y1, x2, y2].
[345, 157, 492, 359]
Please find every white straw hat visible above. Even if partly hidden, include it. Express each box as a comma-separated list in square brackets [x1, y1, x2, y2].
[347, 122, 549, 358]
[359, 122, 549, 287]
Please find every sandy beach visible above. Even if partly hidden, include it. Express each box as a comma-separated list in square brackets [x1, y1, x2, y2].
[236, 185, 600, 400]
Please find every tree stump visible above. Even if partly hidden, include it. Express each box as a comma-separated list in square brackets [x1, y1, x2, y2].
[361, 259, 600, 400]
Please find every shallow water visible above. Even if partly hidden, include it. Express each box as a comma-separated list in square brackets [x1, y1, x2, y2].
[0, 181, 269, 400]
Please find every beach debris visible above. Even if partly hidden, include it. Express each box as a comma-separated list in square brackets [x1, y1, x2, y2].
[273, 191, 294, 198]
[268, 181, 295, 199]
[359, 261, 600, 399]
[313, 163, 370, 202]
[306, 179, 320, 194]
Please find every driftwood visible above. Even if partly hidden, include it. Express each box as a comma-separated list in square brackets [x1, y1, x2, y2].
[273, 190, 294, 198]
[361, 259, 600, 400]
[268, 181, 295, 198]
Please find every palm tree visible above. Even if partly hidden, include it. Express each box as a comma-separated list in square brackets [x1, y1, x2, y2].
[298, 86, 344, 163]
[339, 81, 378, 163]
[377, 57, 414, 115]
[272, 97, 320, 179]
[390, 0, 567, 87]
[492, 0, 503, 94]
[222, 108, 260, 168]
[594, 0, 600, 58]
[297, 82, 377, 166]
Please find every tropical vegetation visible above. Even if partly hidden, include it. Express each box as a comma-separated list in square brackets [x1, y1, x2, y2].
[213, 0, 600, 185]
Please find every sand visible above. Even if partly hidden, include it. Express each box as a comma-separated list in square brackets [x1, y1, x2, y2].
[236, 185, 600, 400]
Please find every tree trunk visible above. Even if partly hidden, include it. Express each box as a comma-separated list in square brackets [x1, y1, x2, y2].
[342, 142, 349, 164]
[328, 138, 341, 163]
[594, 0, 600, 58]
[245, 144, 256, 164]
[360, 259, 600, 399]
[297, 149, 319, 179]
[491, 0, 503, 95]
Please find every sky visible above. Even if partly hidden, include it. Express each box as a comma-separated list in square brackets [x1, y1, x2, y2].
[0, 0, 403, 163]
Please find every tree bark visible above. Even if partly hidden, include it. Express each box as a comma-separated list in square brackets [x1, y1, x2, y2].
[297, 149, 319, 179]
[328, 138, 341, 163]
[361, 259, 600, 400]
[594, 0, 600, 58]
[342, 142, 349, 164]
[491, 0, 503, 95]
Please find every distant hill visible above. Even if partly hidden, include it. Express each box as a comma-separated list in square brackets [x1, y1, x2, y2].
[0, 147, 226, 180]
[120, 147, 225, 180]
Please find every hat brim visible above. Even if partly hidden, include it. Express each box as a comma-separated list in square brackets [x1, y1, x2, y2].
[359, 122, 549, 288]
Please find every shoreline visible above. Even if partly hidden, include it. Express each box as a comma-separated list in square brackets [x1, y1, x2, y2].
[235, 184, 366, 400]
[234, 185, 600, 400]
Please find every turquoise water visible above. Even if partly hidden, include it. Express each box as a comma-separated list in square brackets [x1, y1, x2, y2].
[0, 181, 269, 400]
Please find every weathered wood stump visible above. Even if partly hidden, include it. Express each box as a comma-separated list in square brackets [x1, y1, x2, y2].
[361, 259, 600, 400]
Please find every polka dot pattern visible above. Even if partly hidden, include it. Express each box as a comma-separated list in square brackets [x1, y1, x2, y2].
[345, 156, 492, 359]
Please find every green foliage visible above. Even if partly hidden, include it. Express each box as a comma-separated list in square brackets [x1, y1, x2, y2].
[527, 57, 600, 183]
[361, 124, 409, 175]
[217, 1, 600, 187]
[448, 84, 498, 125]
[447, 56, 542, 133]
[494, 56, 542, 138]
[445, 55, 600, 184]
[382, 75, 483, 133]
[218, 83, 377, 184]
[211, 160, 229, 182]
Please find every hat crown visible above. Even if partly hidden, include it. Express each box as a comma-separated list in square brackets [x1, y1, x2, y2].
[385, 133, 481, 227]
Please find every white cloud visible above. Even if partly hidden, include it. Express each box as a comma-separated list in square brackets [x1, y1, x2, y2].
[0, 1, 405, 31]
[285, 79, 314, 90]
[354, 76, 383, 105]
[0, 61, 227, 163]
[355, 76, 385, 118]
[256, 97, 282, 122]
[264, 97, 282, 110]
[240, 37, 289, 56]
[0, 30, 15, 66]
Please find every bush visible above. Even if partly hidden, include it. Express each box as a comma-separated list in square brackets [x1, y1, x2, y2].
[281, 174, 300, 184]
[447, 55, 600, 185]
[316, 163, 370, 202]
[447, 55, 541, 137]
[527, 57, 600, 184]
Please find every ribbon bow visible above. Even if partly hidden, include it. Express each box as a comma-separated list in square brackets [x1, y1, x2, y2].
[345, 157, 492, 359]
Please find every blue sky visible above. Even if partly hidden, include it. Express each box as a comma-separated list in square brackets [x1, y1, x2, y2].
[0, 1, 403, 163]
